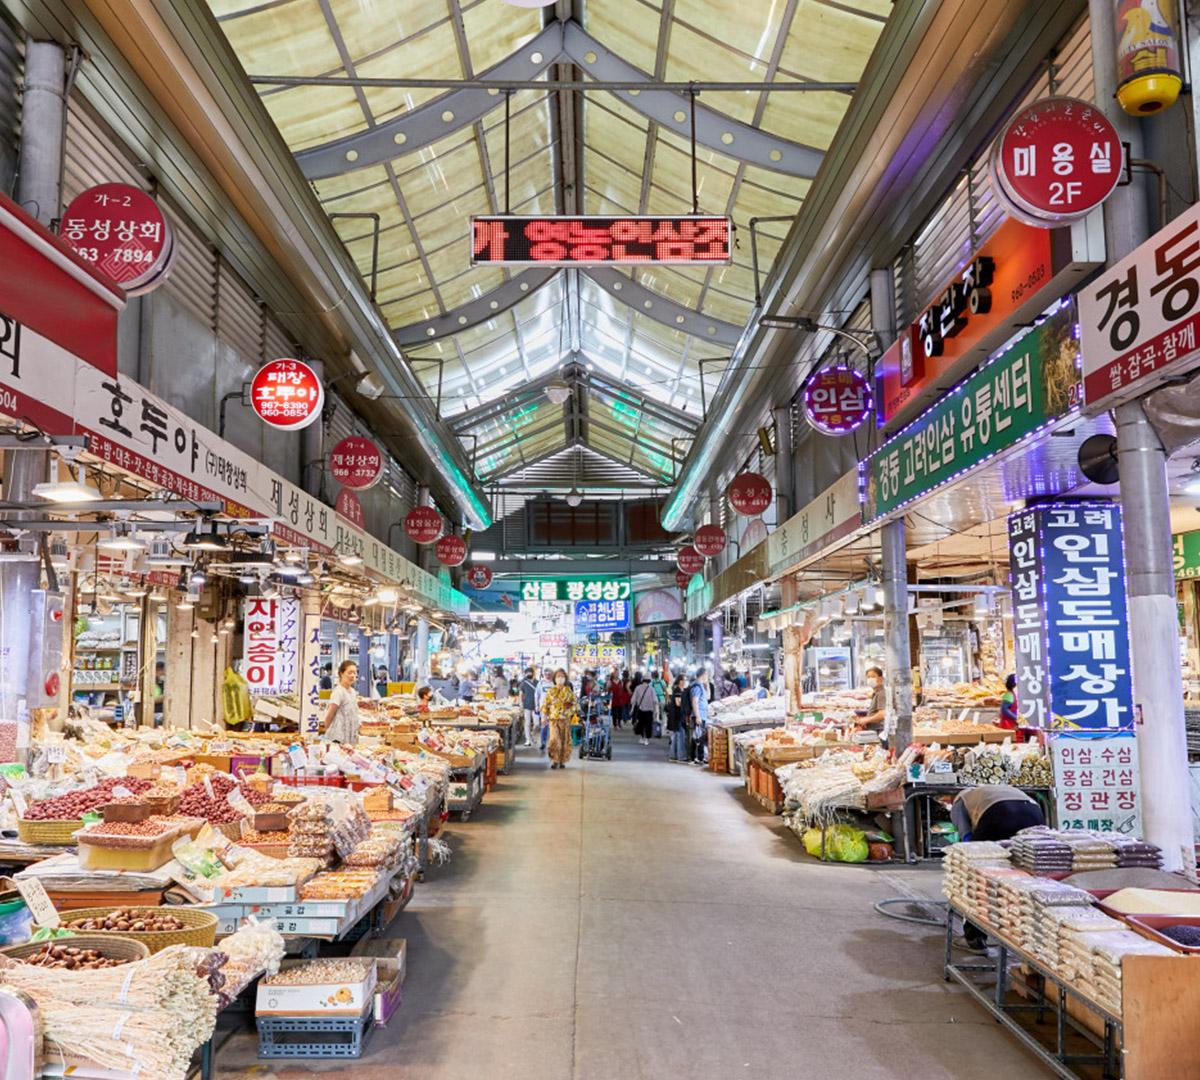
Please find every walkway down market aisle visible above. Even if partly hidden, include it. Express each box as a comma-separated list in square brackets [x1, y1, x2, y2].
[220, 734, 1050, 1080]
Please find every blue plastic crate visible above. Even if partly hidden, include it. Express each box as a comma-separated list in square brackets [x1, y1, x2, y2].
[257, 1007, 374, 1059]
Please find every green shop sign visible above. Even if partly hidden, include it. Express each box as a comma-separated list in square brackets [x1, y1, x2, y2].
[1175, 531, 1200, 580]
[520, 577, 632, 602]
[862, 303, 1080, 523]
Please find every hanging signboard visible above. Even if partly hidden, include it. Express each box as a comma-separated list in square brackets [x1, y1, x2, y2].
[276, 597, 300, 695]
[60, 183, 174, 295]
[863, 304, 1080, 523]
[1078, 199, 1200, 412]
[676, 545, 705, 575]
[1, 194, 125, 378]
[436, 534, 467, 566]
[574, 598, 631, 634]
[989, 97, 1124, 227]
[767, 469, 861, 578]
[250, 359, 324, 430]
[874, 217, 1094, 427]
[1007, 503, 1134, 734]
[519, 578, 631, 602]
[693, 523, 726, 558]
[335, 488, 364, 529]
[242, 598, 280, 693]
[404, 506, 443, 544]
[1174, 530, 1200, 579]
[674, 569, 691, 590]
[1051, 735, 1141, 834]
[471, 215, 732, 266]
[727, 471, 772, 517]
[1115, 1, 1182, 116]
[329, 436, 383, 490]
[803, 366, 872, 435]
[571, 643, 627, 667]
[465, 565, 493, 590]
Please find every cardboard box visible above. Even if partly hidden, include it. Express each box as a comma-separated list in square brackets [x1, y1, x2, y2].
[255, 958, 377, 1016]
[215, 884, 298, 904]
[350, 937, 407, 985]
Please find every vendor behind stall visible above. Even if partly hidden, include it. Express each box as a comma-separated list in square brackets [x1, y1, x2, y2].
[951, 784, 1045, 950]
[858, 667, 886, 730]
[323, 660, 361, 744]
[998, 674, 1019, 729]
[416, 686, 433, 712]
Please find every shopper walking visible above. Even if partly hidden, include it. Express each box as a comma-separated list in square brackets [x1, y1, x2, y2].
[687, 669, 710, 765]
[458, 670, 477, 703]
[536, 667, 554, 752]
[650, 669, 668, 736]
[666, 674, 689, 762]
[322, 660, 361, 745]
[490, 665, 509, 700]
[631, 675, 657, 745]
[543, 668, 577, 770]
[518, 668, 538, 747]
[608, 670, 630, 728]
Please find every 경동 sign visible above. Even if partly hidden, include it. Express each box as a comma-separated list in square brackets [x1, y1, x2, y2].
[471, 215, 732, 266]
[574, 598, 631, 634]
[60, 183, 173, 295]
[989, 97, 1123, 226]
[250, 359, 324, 430]
[863, 304, 1080, 523]
[803, 366, 872, 435]
[1007, 503, 1134, 734]
[1051, 735, 1140, 834]
[329, 436, 383, 490]
[727, 472, 772, 517]
[404, 506, 443, 544]
[1078, 199, 1200, 412]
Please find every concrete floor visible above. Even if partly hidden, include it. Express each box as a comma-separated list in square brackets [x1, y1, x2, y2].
[217, 731, 1051, 1079]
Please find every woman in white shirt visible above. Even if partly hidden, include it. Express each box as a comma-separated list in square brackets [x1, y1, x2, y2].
[323, 660, 361, 744]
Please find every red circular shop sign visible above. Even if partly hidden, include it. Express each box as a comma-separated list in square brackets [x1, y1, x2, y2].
[329, 436, 383, 490]
[804, 366, 872, 435]
[404, 506, 443, 544]
[727, 472, 772, 517]
[436, 534, 467, 566]
[335, 488, 364, 529]
[990, 97, 1124, 227]
[693, 523, 727, 558]
[250, 359, 325, 430]
[675, 569, 692, 591]
[677, 545, 705, 576]
[465, 565, 493, 590]
[60, 183, 173, 294]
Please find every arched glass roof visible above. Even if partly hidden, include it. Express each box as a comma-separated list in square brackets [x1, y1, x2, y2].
[209, 0, 890, 485]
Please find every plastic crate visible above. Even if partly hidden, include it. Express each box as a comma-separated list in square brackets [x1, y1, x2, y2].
[257, 1007, 374, 1059]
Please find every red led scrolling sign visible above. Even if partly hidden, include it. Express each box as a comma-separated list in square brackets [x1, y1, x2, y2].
[471, 215, 733, 266]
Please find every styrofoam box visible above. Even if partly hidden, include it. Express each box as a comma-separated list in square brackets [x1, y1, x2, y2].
[216, 884, 299, 904]
[256, 958, 378, 1016]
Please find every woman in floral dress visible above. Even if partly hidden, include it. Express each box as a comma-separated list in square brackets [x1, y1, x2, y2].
[543, 669, 577, 769]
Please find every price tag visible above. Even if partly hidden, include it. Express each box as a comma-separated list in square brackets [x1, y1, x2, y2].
[931, 760, 953, 774]
[9, 788, 26, 818]
[46, 745, 66, 765]
[81, 768, 99, 787]
[174, 766, 188, 789]
[202, 775, 215, 800]
[112, 785, 133, 800]
[227, 788, 255, 818]
[288, 744, 308, 770]
[16, 877, 59, 928]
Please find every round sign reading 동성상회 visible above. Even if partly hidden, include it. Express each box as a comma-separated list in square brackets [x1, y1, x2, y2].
[329, 436, 383, 490]
[60, 183, 174, 295]
[989, 97, 1124, 227]
[250, 359, 325, 430]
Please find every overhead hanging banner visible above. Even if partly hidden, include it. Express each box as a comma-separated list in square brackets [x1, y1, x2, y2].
[335, 488, 364, 529]
[1051, 735, 1141, 834]
[574, 598, 631, 634]
[519, 577, 631, 602]
[242, 598, 280, 693]
[1007, 503, 1134, 734]
[766, 469, 861, 578]
[863, 304, 1080, 523]
[1078, 198, 1200, 412]
[329, 435, 383, 490]
[471, 215, 732, 266]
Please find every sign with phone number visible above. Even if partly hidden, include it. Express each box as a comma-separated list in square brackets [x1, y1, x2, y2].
[471, 215, 732, 266]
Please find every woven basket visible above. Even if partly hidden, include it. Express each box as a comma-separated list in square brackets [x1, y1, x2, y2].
[56, 907, 217, 953]
[2, 935, 150, 964]
[17, 817, 84, 845]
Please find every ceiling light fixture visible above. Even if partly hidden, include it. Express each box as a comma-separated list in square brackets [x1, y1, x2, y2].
[338, 550, 364, 567]
[98, 528, 146, 552]
[544, 379, 571, 405]
[182, 524, 228, 552]
[32, 468, 102, 503]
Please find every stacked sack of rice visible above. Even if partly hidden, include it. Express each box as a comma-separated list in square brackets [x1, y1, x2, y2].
[1034, 906, 1126, 973]
[942, 842, 1010, 918]
[1061, 929, 1174, 1014]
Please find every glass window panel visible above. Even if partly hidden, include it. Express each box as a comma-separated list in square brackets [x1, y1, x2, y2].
[584, 187, 636, 215]
[359, 25, 462, 122]
[380, 288, 440, 324]
[654, 126, 741, 175]
[391, 127, 476, 181]
[776, 0, 887, 83]
[634, 266, 703, 307]
[731, 179, 804, 223]
[437, 267, 506, 310]
[585, 166, 644, 215]
[393, 138, 484, 216]
[671, 0, 783, 68]
[696, 286, 752, 324]
[584, 111, 649, 177]
[263, 86, 366, 150]
[584, 2, 663, 75]
[741, 166, 813, 201]
[325, 0, 446, 62]
[314, 165, 390, 203]
[221, 0, 343, 79]
[482, 99, 555, 172]
[758, 84, 851, 151]
[461, 3, 543, 72]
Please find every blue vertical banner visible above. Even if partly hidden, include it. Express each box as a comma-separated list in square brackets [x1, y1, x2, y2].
[1007, 502, 1134, 734]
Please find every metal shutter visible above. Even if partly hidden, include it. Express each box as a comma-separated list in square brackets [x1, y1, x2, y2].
[0, 19, 19, 199]
[262, 313, 295, 363]
[62, 97, 143, 208]
[162, 210, 217, 331]
[215, 257, 263, 359]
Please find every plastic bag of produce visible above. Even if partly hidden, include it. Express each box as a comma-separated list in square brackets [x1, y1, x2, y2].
[803, 827, 826, 859]
[827, 824, 869, 863]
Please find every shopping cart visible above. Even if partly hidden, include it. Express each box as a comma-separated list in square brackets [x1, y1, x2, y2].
[578, 692, 612, 760]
